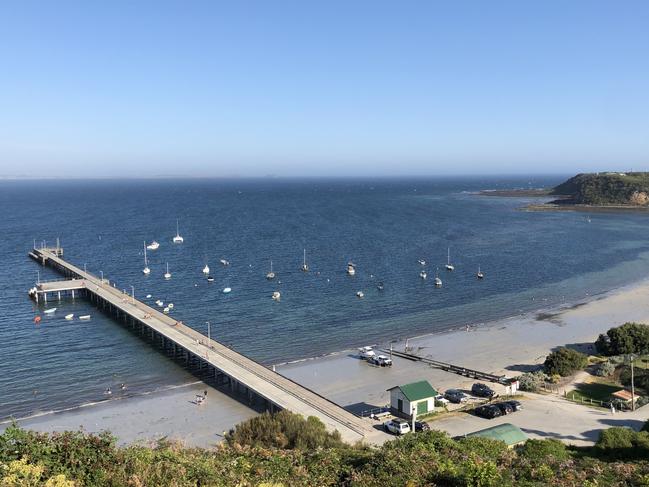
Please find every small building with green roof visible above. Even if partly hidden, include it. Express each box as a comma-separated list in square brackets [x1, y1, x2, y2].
[464, 423, 528, 448]
[387, 380, 439, 419]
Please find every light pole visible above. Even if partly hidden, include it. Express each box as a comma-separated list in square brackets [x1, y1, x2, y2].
[100, 270, 104, 282]
[206, 321, 211, 345]
[130, 285, 135, 304]
[84, 263, 87, 273]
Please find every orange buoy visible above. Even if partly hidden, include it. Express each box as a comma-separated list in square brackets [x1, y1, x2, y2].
[34, 316, 41, 324]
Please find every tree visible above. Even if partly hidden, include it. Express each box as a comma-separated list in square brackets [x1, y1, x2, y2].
[595, 323, 649, 356]
[518, 371, 547, 392]
[544, 348, 588, 377]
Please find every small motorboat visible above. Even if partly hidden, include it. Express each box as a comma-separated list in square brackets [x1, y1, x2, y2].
[266, 260, 276, 280]
[203, 264, 210, 275]
[206, 276, 214, 282]
[435, 268, 442, 287]
[146, 294, 152, 298]
[79, 315, 91, 320]
[477, 265, 485, 279]
[156, 300, 164, 307]
[356, 291, 364, 298]
[172, 219, 184, 243]
[44, 308, 57, 314]
[168, 303, 174, 309]
[163, 307, 170, 314]
[272, 291, 281, 301]
[65, 313, 74, 320]
[147, 241, 160, 251]
[419, 270, 427, 280]
[220, 259, 230, 266]
[377, 282, 384, 291]
[358, 346, 376, 360]
[223, 287, 232, 294]
[164, 262, 171, 280]
[347, 262, 356, 276]
[418, 259, 426, 266]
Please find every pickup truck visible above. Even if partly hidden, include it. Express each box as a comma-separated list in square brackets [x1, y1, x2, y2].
[369, 355, 393, 367]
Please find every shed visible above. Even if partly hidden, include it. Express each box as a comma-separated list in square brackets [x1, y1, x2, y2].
[387, 380, 438, 419]
[464, 423, 527, 448]
[612, 389, 640, 404]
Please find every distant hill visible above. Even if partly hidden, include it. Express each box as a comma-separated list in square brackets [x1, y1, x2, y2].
[551, 172, 649, 206]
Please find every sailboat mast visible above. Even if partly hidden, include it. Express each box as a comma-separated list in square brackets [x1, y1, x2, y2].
[144, 242, 148, 266]
[176, 219, 179, 237]
[303, 249, 306, 266]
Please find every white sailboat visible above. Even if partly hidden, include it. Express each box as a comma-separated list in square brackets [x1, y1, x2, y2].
[147, 240, 160, 250]
[445, 247, 455, 271]
[164, 262, 171, 280]
[435, 267, 443, 287]
[420, 270, 427, 279]
[142, 242, 151, 275]
[266, 260, 276, 280]
[347, 262, 356, 276]
[272, 291, 281, 301]
[477, 265, 484, 279]
[202, 264, 210, 275]
[301, 249, 309, 272]
[173, 219, 184, 243]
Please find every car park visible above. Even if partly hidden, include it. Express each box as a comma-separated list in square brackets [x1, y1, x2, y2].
[444, 389, 468, 403]
[384, 418, 411, 435]
[474, 404, 502, 419]
[471, 382, 496, 398]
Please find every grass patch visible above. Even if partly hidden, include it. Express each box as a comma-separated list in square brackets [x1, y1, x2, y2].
[569, 382, 620, 404]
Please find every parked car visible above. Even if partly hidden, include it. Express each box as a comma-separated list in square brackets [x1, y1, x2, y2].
[434, 394, 450, 406]
[369, 355, 393, 367]
[414, 421, 430, 432]
[474, 404, 502, 419]
[471, 382, 496, 398]
[444, 389, 468, 404]
[384, 418, 411, 435]
[494, 402, 514, 415]
[504, 400, 523, 411]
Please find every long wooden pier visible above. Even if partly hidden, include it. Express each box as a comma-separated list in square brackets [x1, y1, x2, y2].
[28, 247, 371, 442]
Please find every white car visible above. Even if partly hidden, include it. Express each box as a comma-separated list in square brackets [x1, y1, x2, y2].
[370, 355, 393, 367]
[384, 419, 411, 435]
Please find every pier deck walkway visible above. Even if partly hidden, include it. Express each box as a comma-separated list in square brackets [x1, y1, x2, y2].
[29, 247, 371, 442]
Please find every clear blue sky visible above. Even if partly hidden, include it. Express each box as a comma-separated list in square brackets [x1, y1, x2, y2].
[1, 1, 647, 177]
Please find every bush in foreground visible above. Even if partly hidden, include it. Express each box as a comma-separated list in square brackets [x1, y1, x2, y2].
[544, 347, 588, 376]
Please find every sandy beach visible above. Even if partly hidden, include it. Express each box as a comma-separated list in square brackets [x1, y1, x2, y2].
[7, 277, 649, 447]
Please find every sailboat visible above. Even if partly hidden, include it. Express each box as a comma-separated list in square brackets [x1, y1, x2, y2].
[301, 249, 309, 272]
[347, 262, 356, 276]
[272, 291, 281, 301]
[434, 267, 443, 287]
[266, 260, 276, 280]
[202, 264, 210, 275]
[164, 262, 171, 280]
[142, 242, 151, 275]
[419, 270, 427, 279]
[445, 247, 455, 271]
[173, 219, 184, 243]
[477, 265, 484, 279]
[147, 240, 160, 250]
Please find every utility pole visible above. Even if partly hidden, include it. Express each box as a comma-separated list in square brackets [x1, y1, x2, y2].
[411, 404, 416, 432]
[631, 354, 636, 411]
[130, 286, 135, 304]
[206, 321, 211, 359]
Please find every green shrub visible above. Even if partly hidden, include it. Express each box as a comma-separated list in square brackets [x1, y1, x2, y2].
[518, 438, 570, 461]
[595, 322, 649, 356]
[594, 361, 616, 377]
[225, 410, 345, 450]
[544, 347, 588, 376]
[518, 371, 547, 392]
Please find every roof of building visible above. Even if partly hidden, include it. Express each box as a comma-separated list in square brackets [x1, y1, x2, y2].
[612, 389, 638, 401]
[387, 380, 439, 401]
[465, 423, 527, 446]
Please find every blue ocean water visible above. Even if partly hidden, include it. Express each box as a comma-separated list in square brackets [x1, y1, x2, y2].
[3, 176, 649, 420]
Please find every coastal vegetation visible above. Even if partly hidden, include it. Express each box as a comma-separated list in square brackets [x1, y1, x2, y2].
[595, 322, 649, 356]
[543, 347, 588, 377]
[3, 416, 649, 486]
[550, 172, 649, 206]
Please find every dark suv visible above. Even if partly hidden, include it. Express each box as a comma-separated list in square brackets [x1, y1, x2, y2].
[414, 421, 430, 432]
[474, 404, 502, 419]
[471, 383, 496, 398]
